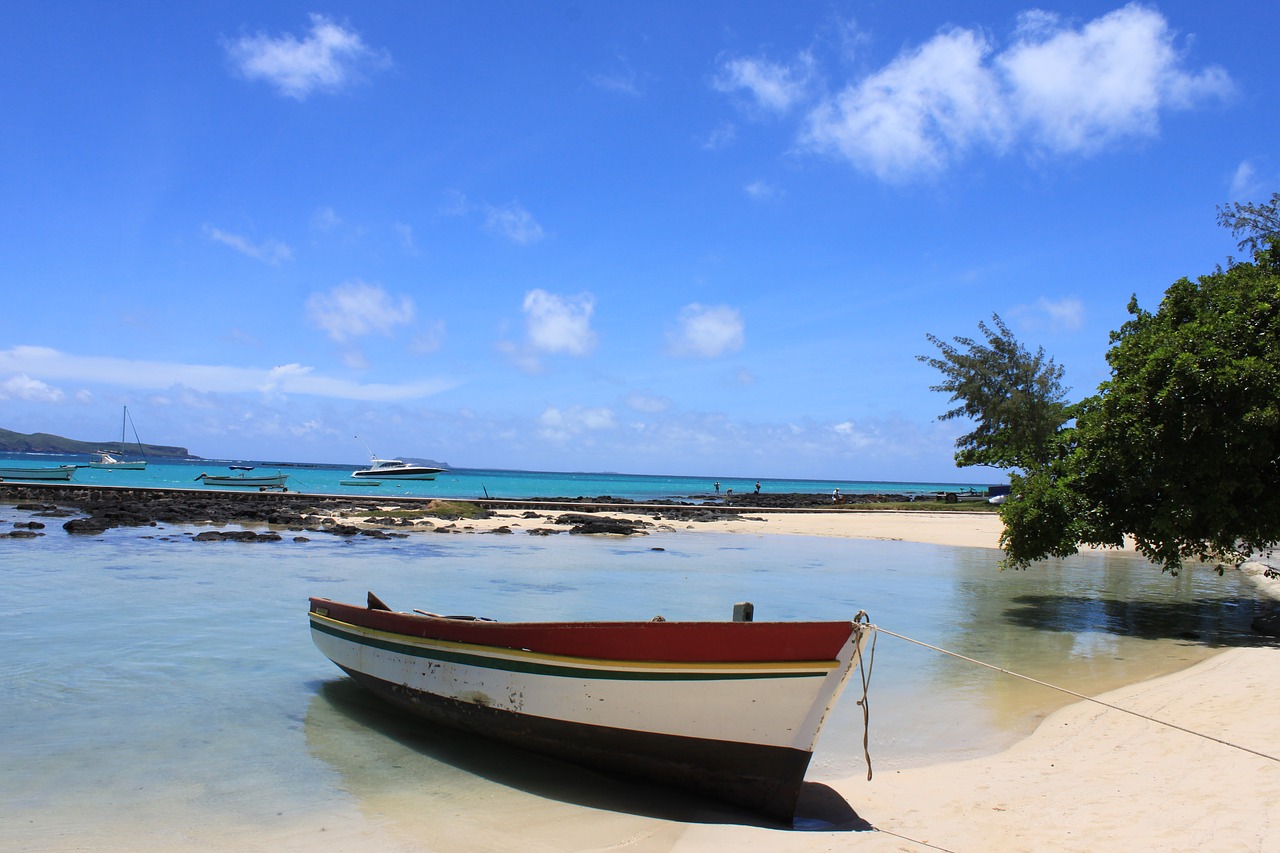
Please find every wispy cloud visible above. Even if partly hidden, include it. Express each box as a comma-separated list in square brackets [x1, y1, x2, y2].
[1229, 160, 1261, 200]
[744, 180, 781, 200]
[717, 5, 1231, 181]
[667, 304, 745, 358]
[204, 226, 292, 265]
[484, 202, 546, 245]
[0, 346, 456, 402]
[701, 122, 737, 151]
[305, 281, 415, 344]
[626, 392, 671, 414]
[1009, 296, 1086, 332]
[713, 54, 814, 115]
[223, 13, 390, 100]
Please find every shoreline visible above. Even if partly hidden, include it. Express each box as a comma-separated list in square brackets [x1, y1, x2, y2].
[1, 482, 1016, 550]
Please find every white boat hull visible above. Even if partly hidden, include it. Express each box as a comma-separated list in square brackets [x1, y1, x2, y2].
[309, 605, 867, 820]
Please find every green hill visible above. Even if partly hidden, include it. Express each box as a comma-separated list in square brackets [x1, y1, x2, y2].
[0, 428, 193, 459]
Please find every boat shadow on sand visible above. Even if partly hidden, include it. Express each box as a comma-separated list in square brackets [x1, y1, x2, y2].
[305, 678, 873, 832]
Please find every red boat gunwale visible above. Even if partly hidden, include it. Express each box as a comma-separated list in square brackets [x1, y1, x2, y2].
[309, 596, 854, 663]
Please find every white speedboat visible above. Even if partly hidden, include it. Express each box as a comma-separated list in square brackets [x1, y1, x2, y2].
[349, 458, 444, 480]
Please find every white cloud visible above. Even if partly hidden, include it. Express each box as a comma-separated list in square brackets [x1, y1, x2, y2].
[998, 5, 1231, 154]
[831, 421, 876, 449]
[1037, 296, 1085, 331]
[0, 373, 65, 403]
[305, 281, 415, 344]
[0, 346, 456, 402]
[224, 13, 390, 100]
[485, 202, 545, 245]
[714, 54, 813, 115]
[205, 226, 292, 265]
[667, 304, 745, 358]
[726, 5, 1230, 181]
[539, 405, 617, 441]
[802, 27, 1010, 179]
[523, 290, 596, 356]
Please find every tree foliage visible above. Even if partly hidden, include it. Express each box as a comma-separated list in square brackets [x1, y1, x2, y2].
[918, 314, 1071, 471]
[1066, 244, 1280, 571]
[1217, 192, 1280, 256]
[924, 195, 1280, 574]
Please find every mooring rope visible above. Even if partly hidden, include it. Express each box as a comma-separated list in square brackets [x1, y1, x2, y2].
[853, 611, 877, 781]
[872, 624, 1280, 765]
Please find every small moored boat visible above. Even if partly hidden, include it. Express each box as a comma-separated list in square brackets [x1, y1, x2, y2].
[0, 464, 77, 481]
[309, 593, 871, 822]
[195, 469, 288, 488]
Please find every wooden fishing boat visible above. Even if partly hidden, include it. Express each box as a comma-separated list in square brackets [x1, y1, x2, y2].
[308, 593, 871, 822]
[195, 469, 288, 488]
[0, 464, 77, 481]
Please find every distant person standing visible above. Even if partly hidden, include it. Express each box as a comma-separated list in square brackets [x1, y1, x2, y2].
[754, 481, 761, 494]
[832, 488, 841, 503]
[714, 482, 720, 494]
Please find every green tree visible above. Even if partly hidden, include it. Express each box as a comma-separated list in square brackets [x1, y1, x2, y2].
[917, 314, 1071, 471]
[924, 197, 1280, 573]
[1217, 192, 1280, 257]
[1063, 241, 1280, 572]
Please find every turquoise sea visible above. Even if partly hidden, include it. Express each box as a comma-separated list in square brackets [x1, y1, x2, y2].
[0, 452, 991, 501]
[0, 492, 1266, 849]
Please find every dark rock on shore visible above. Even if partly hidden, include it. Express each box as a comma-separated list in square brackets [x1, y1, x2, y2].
[554, 513, 649, 535]
[63, 517, 110, 535]
[193, 530, 283, 543]
[722, 491, 910, 508]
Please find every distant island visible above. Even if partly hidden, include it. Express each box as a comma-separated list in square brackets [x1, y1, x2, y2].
[0, 427, 194, 459]
[0, 427, 450, 468]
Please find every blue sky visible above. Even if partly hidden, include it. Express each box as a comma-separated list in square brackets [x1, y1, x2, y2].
[0, 2, 1273, 481]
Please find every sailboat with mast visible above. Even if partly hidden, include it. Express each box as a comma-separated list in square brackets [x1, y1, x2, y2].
[89, 406, 148, 470]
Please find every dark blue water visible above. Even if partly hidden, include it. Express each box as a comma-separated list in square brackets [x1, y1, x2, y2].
[0, 504, 1260, 848]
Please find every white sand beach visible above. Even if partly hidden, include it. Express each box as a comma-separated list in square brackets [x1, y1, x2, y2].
[674, 645, 1280, 852]
[443, 506, 1012, 550]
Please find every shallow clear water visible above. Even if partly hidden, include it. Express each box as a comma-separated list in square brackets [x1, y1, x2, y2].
[0, 504, 1264, 846]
